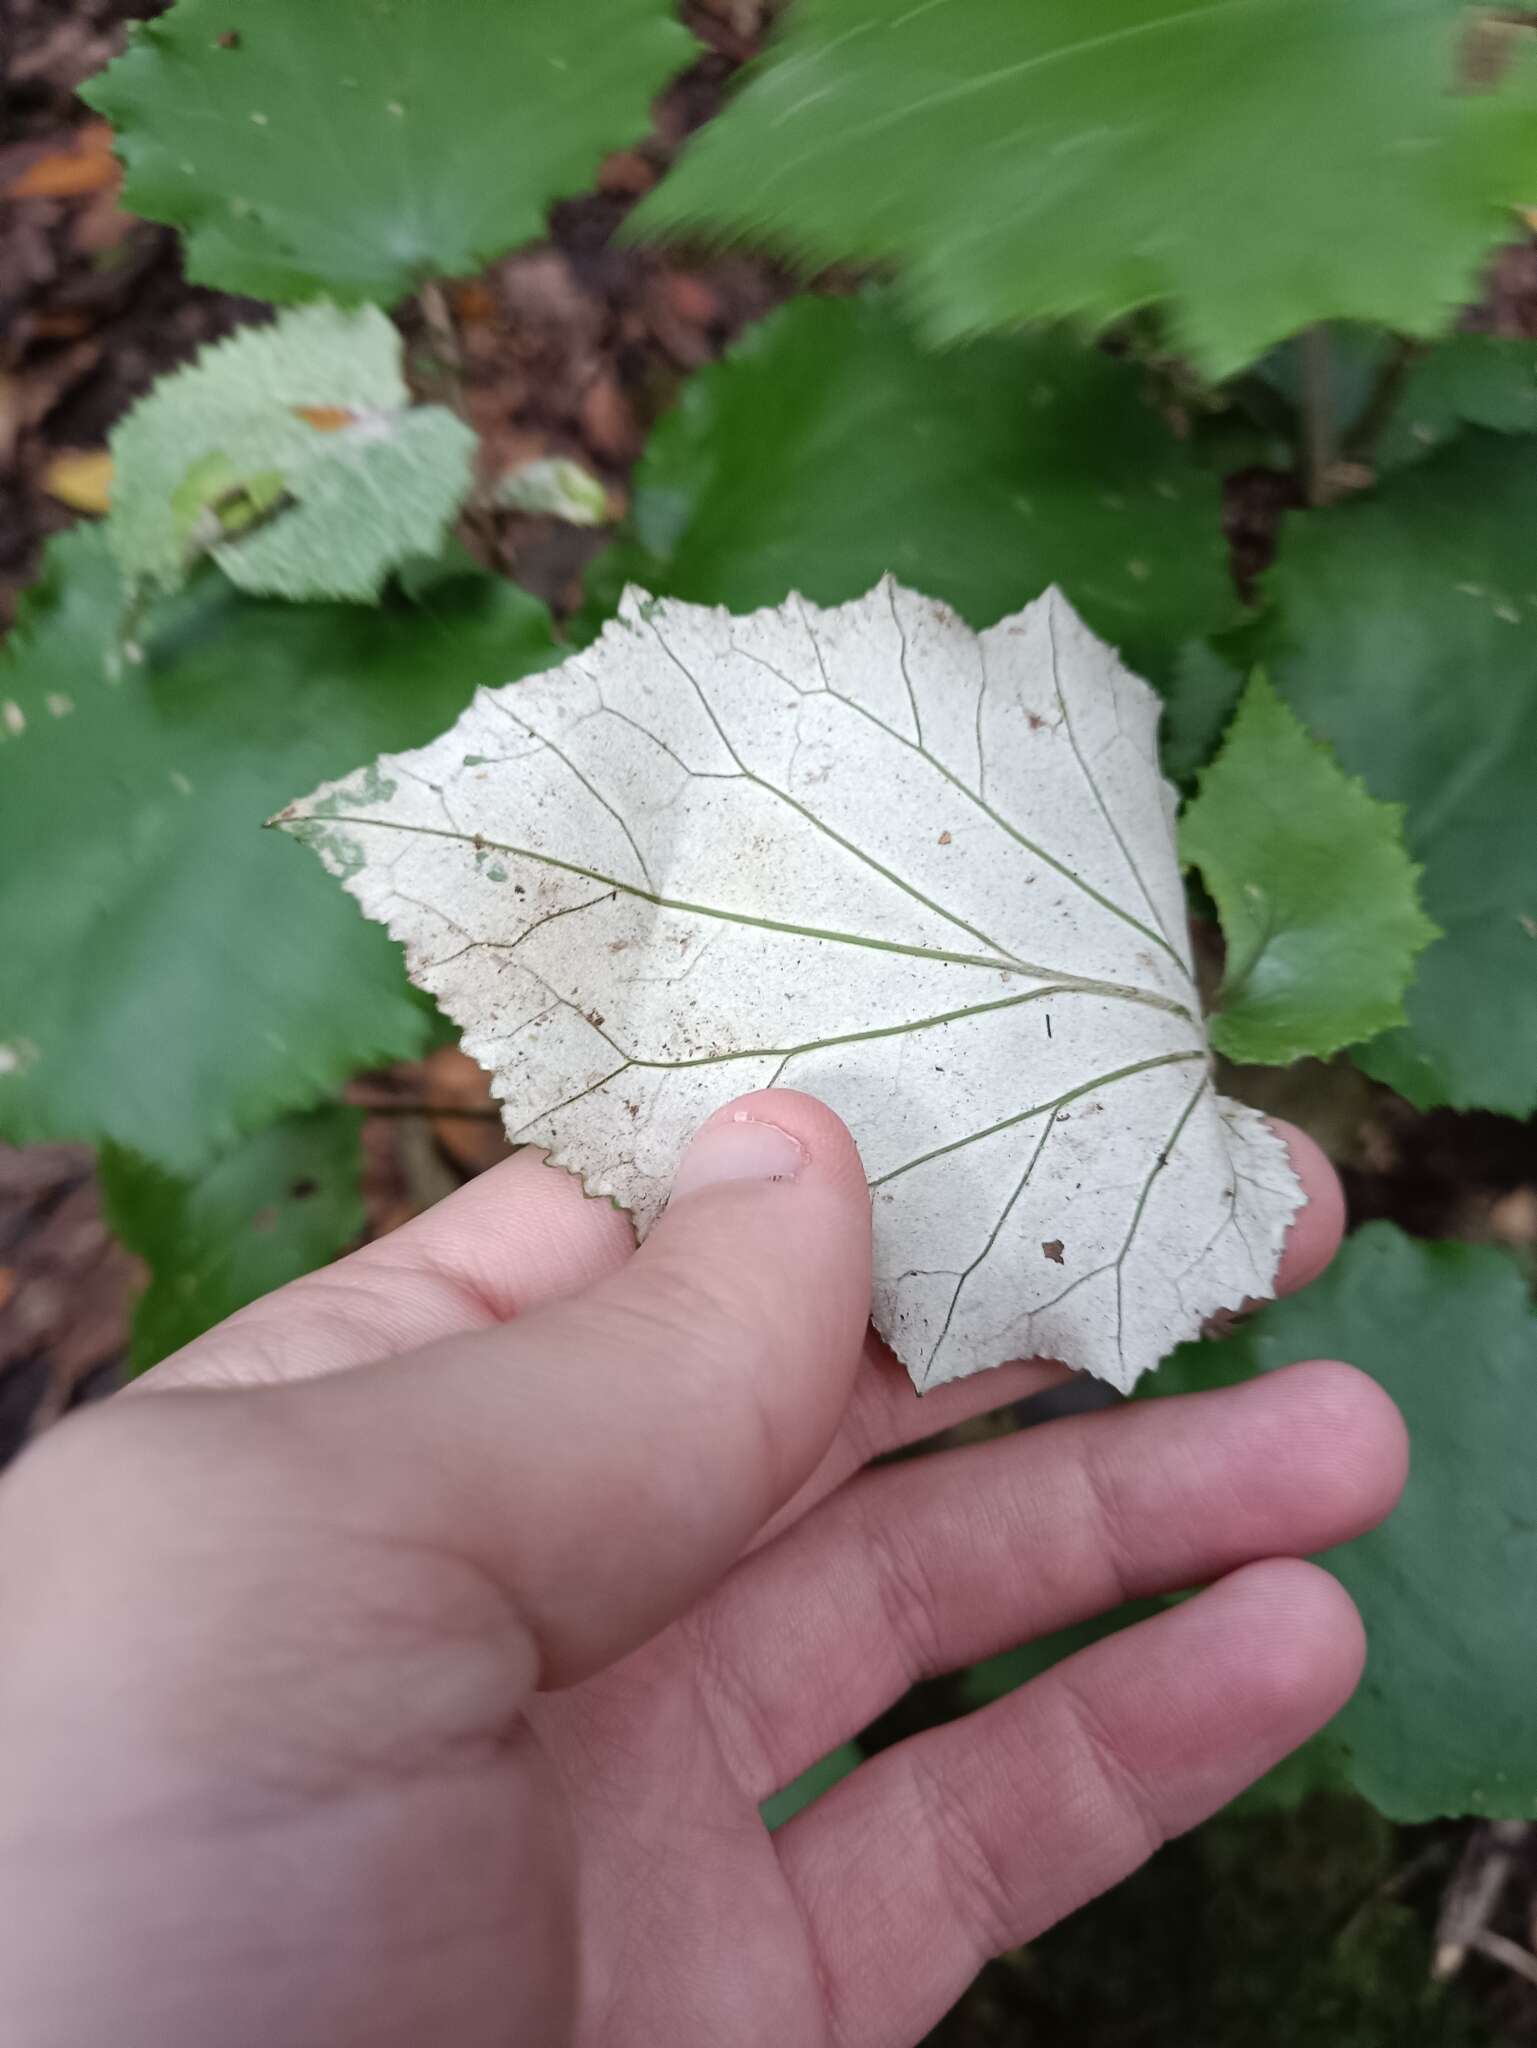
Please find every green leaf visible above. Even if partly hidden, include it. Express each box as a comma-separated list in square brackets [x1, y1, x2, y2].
[1181, 675, 1437, 1065]
[110, 304, 476, 604]
[760, 1742, 862, 1831]
[586, 295, 1235, 680]
[1260, 432, 1537, 1112]
[0, 528, 557, 1171]
[634, 0, 1537, 379]
[82, 0, 694, 305]
[100, 1107, 364, 1374]
[1375, 331, 1537, 471]
[1159, 1223, 1537, 1821]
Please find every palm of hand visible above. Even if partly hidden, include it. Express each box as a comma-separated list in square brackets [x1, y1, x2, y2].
[0, 1102, 1403, 2048]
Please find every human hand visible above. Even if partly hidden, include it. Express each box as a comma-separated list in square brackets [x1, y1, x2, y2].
[0, 1090, 1405, 2048]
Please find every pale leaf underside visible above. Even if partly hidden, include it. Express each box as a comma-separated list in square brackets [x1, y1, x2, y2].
[285, 581, 1301, 1392]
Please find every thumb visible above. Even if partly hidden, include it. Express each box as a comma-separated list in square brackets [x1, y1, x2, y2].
[270, 1089, 873, 1688]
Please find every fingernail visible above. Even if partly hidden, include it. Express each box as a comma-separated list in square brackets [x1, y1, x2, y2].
[671, 1110, 806, 1198]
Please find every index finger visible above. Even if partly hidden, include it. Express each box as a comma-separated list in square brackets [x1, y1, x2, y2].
[141, 1146, 635, 1391]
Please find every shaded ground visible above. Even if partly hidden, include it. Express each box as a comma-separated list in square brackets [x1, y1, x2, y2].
[3, 2, 1537, 2041]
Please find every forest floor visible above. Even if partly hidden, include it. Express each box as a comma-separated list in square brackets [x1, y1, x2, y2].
[3, 1, 1537, 2040]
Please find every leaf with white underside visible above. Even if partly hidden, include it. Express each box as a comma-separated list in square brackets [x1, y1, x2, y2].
[110, 304, 475, 603]
[283, 581, 1302, 1392]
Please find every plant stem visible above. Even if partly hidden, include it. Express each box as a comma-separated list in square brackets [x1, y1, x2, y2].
[1298, 325, 1335, 506]
[416, 280, 467, 415]
[1343, 334, 1421, 464]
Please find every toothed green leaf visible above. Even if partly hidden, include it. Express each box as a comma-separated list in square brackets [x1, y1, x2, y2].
[1182, 675, 1437, 1065]
[83, 0, 694, 305]
[0, 528, 556, 1171]
[635, 0, 1537, 378]
[110, 304, 475, 604]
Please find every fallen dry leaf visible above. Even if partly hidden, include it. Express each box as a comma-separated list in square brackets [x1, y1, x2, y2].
[5, 121, 119, 202]
[40, 449, 114, 516]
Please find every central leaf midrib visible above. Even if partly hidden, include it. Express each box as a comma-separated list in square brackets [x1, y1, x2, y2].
[312, 811, 1193, 1019]
[505, 979, 1203, 1143]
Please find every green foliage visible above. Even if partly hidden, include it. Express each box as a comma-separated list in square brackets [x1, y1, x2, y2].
[636, 0, 1537, 377]
[1260, 434, 1537, 1112]
[1160, 1223, 1537, 1821]
[588, 294, 1235, 679]
[100, 1107, 364, 1374]
[0, 529, 556, 1171]
[83, 0, 693, 305]
[1373, 332, 1537, 472]
[1251, 327, 1537, 475]
[1181, 675, 1437, 1064]
[110, 304, 475, 604]
[759, 1742, 862, 1831]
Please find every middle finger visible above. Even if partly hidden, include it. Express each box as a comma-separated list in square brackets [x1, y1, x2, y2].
[682, 1357, 1405, 1804]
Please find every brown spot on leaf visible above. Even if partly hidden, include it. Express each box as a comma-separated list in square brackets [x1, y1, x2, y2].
[937, 829, 952, 845]
[1042, 1239, 1065, 1265]
[293, 404, 356, 432]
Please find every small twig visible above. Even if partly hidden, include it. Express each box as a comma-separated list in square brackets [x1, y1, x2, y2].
[1298, 325, 1336, 507]
[415, 279, 467, 413]
[1474, 1930, 1537, 1989]
[1433, 1820, 1530, 1981]
[1343, 334, 1422, 464]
